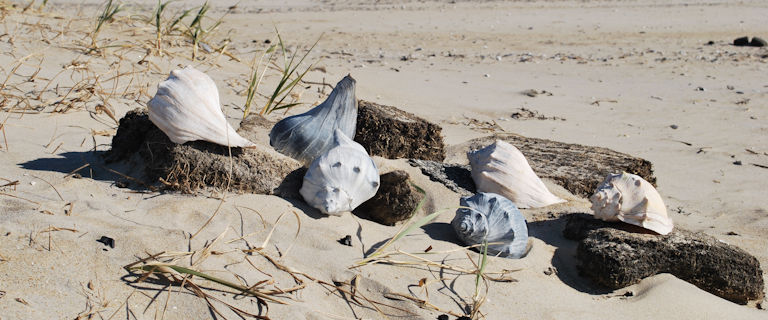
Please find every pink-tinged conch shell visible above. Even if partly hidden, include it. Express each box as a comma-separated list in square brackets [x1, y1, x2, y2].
[590, 172, 674, 235]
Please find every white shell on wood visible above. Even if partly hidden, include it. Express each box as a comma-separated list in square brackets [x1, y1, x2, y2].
[451, 192, 529, 259]
[269, 75, 357, 165]
[590, 172, 673, 235]
[300, 129, 379, 215]
[467, 140, 564, 209]
[148, 66, 254, 147]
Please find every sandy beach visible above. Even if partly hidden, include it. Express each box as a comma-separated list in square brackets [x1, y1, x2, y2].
[1, 0, 767, 319]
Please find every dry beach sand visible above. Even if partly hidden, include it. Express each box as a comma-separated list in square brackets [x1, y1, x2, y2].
[1, 0, 767, 319]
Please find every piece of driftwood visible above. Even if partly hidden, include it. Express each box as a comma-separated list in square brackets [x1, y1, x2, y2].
[355, 100, 445, 162]
[447, 134, 656, 197]
[563, 213, 765, 304]
[105, 109, 300, 193]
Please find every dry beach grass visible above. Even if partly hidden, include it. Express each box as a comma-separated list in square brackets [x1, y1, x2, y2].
[0, 0, 767, 319]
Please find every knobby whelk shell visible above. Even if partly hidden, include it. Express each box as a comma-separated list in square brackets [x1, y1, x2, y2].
[467, 140, 564, 209]
[148, 66, 255, 147]
[300, 129, 379, 215]
[590, 172, 673, 235]
[269, 75, 357, 165]
[451, 192, 529, 259]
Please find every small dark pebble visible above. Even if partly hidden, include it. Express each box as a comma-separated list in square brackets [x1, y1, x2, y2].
[749, 37, 767, 47]
[437, 315, 449, 320]
[733, 36, 750, 46]
[115, 181, 128, 188]
[706, 40, 715, 45]
[670, 124, 678, 129]
[96, 236, 115, 249]
[727, 231, 739, 236]
[264, 39, 271, 44]
[695, 87, 705, 91]
[338, 235, 352, 246]
[623, 291, 634, 297]
[733, 160, 742, 166]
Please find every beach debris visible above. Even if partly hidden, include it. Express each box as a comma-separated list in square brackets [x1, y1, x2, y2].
[96, 236, 115, 249]
[734, 36, 750, 46]
[468, 140, 564, 208]
[338, 235, 353, 246]
[270, 75, 357, 165]
[563, 214, 765, 304]
[147, 66, 255, 148]
[670, 124, 678, 129]
[355, 100, 445, 161]
[407, 159, 474, 196]
[106, 109, 300, 193]
[300, 130, 379, 215]
[451, 192, 529, 259]
[521, 89, 553, 97]
[354, 170, 424, 226]
[733, 36, 766, 47]
[590, 172, 673, 235]
[449, 134, 656, 198]
[510, 107, 565, 121]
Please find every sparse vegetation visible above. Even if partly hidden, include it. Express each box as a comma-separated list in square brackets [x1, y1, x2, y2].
[242, 30, 321, 118]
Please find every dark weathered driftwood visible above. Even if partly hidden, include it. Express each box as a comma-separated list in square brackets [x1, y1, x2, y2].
[105, 109, 300, 193]
[564, 214, 765, 304]
[355, 100, 445, 162]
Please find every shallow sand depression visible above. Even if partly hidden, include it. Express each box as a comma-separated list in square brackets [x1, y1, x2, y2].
[0, 0, 767, 319]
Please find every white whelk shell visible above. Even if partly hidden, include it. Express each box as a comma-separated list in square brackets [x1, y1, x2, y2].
[451, 192, 529, 259]
[300, 129, 379, 215]
[467, 140, 565, 209]
[590, 172, 674, 235]
[148, 66, 255, 147]
[269, 75, 357, 165]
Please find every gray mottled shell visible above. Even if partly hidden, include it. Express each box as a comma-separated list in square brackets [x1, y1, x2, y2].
[269, 75, 357, 165]
[300, 129, 379, 215]
[148, 66, 254, 147]
[451, 192, 529, 259]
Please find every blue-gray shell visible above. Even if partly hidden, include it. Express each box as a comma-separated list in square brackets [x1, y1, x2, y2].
[451, 192, 529, 259]
[269, 75, 357, 165]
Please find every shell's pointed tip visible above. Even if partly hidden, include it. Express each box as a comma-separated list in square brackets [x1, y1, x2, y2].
[342, 74, 356, 83]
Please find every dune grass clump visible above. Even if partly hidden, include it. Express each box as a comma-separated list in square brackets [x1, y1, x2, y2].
[90, 0, 124, 48]
[242, 30, 321, 118]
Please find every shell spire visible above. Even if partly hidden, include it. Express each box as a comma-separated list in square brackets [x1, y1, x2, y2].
[590, 172, 673, 235]
[299, 129, 379, 215]
[269, 75, 357, 165]
[148, 66, 254, 147]
[467, 140, 564, 209]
